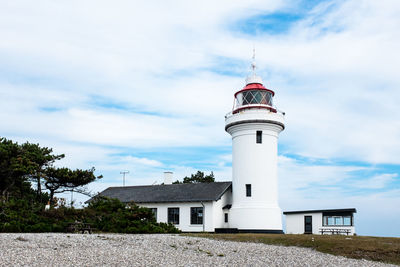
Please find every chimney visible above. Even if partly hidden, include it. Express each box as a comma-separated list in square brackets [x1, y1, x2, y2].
[163, 171, 173, 185]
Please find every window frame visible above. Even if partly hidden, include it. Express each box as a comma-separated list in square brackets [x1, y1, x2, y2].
[168, 207, 180, 225]
[323, 215, 353, 226]
[256, 131, 262, 144]
[150, 208, 157, 221]
[246, 184, 252, 197]
[190, 207, 203, 225]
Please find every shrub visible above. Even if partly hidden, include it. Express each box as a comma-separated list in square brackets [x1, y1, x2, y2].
[0, 197, 179, 234]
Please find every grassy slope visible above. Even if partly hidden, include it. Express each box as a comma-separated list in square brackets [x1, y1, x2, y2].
[184, 233, 400, 265]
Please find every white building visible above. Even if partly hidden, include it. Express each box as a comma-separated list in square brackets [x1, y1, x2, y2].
[94, 59, 285, 233]
[97, 179, 232, 232]
[224, 59, 285, 233]
[284, 208, 357, 235]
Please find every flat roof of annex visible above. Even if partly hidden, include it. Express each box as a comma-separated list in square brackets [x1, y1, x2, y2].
[283, 208, 357, 215]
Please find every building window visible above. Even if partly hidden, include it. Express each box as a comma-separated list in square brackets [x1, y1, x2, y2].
[168, 208, 179, 224]
[323, 216, 352, 226]
[343, 216, 351, 226]
[224, 213, 228, 223]
[150, 208, 157, 220]
[246, 184, 251, 197]
[335, 217, 343, 225]
[190, 207, 203, 225]
[256, 131, 262, 144]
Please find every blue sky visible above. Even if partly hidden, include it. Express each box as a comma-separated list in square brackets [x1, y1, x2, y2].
[0, 0, 399, 237]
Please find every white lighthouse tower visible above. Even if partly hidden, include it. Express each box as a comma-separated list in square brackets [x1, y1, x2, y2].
[225, 55, 285, 233]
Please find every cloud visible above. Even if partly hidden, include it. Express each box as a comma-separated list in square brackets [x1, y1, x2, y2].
[1, 0, 400, 236]
[2, 0, 400, 164]
[122, 156, 163, 167]
[351, 173, 398, 189]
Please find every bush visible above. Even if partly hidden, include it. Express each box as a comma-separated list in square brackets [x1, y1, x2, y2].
[0, 197, 179, 234]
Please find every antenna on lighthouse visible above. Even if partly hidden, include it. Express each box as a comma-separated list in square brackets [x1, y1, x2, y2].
[246, 46, 263, 85]
[251, 46, 256, 74]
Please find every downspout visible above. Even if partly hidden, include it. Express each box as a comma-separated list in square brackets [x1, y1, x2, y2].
[201, 201, 205, 232]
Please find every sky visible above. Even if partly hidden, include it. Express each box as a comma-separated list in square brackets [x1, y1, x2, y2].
[0, 0, 399, 237]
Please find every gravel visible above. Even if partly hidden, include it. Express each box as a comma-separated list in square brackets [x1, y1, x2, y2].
[0, 233, 394, 267]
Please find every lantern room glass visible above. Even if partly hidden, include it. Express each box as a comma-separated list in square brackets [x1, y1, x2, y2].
[235, 90, 273, 108]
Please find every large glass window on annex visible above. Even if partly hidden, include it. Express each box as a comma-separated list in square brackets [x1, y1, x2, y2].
[323, 216, 352, 226]
[168, 208, 179, 224]
[190, 207, 203, 225]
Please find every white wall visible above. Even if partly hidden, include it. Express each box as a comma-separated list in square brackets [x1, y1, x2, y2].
[226, 109, 284, 230]
[285, 213, 356, 235]
[212, 188, 232, 229]
[140, 200, 222, 232]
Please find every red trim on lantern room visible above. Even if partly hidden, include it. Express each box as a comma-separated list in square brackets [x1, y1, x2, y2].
[234, 83, 275, 97]
[232, 105, 277, 114]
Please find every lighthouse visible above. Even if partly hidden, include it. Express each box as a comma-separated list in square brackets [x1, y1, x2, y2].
[225, 56, 285, 233]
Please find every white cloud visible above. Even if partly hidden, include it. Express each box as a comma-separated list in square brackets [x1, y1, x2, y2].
[352, 173, 397, 189]
[1, 0, 400, 236]
[122, 156, 163, 167]
[1, 0, 400, 164]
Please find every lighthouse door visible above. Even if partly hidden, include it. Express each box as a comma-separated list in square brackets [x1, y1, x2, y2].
[304, 216, 312, 234]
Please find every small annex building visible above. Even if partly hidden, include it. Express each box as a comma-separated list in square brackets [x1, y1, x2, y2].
[283, 208, 357, 235]
[96, 181, 232, 232]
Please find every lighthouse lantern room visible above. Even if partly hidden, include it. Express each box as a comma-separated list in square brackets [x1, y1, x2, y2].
[225, 54, 285, 233]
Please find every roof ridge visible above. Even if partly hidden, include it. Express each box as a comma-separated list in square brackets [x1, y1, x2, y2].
[108, 181, 232, 189]
[94, 181, 233, 203]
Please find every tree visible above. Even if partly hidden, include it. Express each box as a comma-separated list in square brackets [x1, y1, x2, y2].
[44, 167, 102, 207]
[21, 142, 64, 201]
[173, 171, 215, 184]
[0, 138, 35, 200]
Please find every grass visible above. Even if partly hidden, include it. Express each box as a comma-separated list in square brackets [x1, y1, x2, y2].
[184, 233, 400, 265]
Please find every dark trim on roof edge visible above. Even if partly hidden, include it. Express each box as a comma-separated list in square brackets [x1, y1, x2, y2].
[129, 200, 214, 204]
[214, 183, 232, 201]
[283, 208, 357, 215]
[225, 119, 285, 131]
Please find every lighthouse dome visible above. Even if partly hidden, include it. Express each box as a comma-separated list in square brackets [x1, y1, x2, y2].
[245, 72, 263, 85]
[232, 74, 276, 114]
[231, 52, 277, 114]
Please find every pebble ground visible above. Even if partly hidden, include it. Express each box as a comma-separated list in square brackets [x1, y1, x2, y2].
[0, 233, 394, 266]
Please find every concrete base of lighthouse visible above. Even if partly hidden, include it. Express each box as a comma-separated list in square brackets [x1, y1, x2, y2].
[229, 205, 283, 233]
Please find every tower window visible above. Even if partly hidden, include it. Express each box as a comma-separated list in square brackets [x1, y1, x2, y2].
[246, 184, 252, 197]
[256, 131, 262, 144]
[224, 213, 228, 223]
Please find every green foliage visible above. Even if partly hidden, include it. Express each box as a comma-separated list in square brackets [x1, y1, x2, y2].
[173, 171, 215, 184]
[0, 138, 37, 200]
[85, 197, 179, 234]
[0, 197, 179, 234]
[44, 167, 102, 207]
[0, 137, 176, 234]
[0, 137, 101, 206]
[0, 137, 63, 202]
[20, 142, 64, 201]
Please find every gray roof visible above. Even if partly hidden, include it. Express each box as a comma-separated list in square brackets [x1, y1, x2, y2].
[93, 182, 232, 203]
